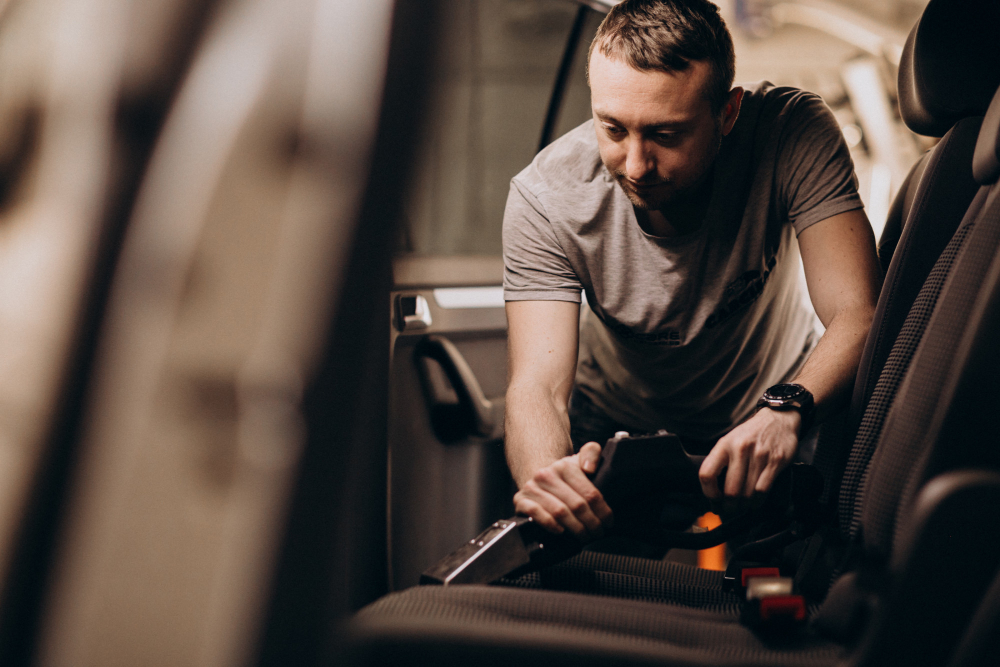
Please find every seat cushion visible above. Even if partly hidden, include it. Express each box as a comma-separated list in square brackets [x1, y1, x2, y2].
[347, 585, 843, 667]
[499, 550, 735, 611]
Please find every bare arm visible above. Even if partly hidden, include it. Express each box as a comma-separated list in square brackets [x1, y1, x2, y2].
[700, 209, 882, 499]
[505, 300, 579, 484]
[505, 300, 611, 538]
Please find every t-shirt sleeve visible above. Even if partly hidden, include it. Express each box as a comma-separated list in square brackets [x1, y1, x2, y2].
[776, 92, 864, 235]
[502, 177, 583, 302]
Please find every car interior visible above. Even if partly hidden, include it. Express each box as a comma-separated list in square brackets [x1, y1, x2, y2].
[0, 0, 998, 665]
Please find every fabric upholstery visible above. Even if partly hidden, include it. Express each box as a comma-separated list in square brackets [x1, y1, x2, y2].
[838, 189, 985, 536]
[834, 117, 982, 514]
[858, 187, 1000, 555]
[500, 550, 735, 611]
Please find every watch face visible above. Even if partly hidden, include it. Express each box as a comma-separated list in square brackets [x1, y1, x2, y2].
[765, 384, 805, 400]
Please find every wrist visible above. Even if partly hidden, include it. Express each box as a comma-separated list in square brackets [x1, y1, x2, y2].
[756, 382, 814, 435]
[758, 405, 802, 432]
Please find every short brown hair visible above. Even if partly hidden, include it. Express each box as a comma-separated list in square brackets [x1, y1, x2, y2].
[589, 0, 736, 115]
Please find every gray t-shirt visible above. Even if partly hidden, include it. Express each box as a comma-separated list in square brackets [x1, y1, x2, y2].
[503, 82, 863, 439]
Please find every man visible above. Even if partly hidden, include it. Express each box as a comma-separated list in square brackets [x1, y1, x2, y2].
[502, 0, 881, 539]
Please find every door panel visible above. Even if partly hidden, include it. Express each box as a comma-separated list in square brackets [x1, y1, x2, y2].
[388, 284, 512, 590]
[385, 0, 601, 590]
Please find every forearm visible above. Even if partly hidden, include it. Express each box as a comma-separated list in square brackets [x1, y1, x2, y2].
[502, 300, 609, 537]
[504, 381, 574, 488]
[792, 302, 875, 422]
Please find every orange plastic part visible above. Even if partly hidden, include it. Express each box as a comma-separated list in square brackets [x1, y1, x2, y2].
[696, 512, 726, 570]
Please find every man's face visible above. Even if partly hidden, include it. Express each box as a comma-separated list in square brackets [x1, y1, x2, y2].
[589, 49, 739, 210]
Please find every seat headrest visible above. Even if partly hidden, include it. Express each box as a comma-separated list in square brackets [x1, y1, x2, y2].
[973, 86, 1000, 185]
[898, 0, 1000, 137]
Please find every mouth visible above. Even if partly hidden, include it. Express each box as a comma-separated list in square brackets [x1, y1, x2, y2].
[620, 177, 670, 196]
[629, 180, 665, 192]
[615, 172, 669, 192]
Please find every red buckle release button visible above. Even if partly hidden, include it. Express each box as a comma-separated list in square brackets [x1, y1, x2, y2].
[759, 595, 806, 622]
[741, 567, 780, 587]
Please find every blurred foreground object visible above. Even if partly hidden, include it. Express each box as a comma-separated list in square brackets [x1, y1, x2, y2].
[0, 0, 220, 660]
[0, 0, 435, 664]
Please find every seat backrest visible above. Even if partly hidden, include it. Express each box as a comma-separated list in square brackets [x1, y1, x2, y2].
[812, 0, 1000, 520]
[842, 95, 1000, 665]
[886, 83, 1000, 546]
[876, 150, 927, 273]
[855, 78, 1000, 551]
[841, 146, 994, 549]
[24, 0, 388, 664]
[810, 84, 1000, 663]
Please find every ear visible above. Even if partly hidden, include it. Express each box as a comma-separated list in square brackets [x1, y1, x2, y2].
[720, 87, 744, 136]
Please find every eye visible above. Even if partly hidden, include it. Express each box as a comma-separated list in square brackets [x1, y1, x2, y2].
[603, 124, 626, 138]
[653, 132, 681, 146]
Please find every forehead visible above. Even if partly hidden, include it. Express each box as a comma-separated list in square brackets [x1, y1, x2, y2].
[589, 50, 713, 125]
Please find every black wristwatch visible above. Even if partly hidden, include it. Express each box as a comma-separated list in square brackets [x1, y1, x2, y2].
[756, 383, 815, 434]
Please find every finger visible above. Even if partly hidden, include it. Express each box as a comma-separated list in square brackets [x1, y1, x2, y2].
[744, 445, 767, 498]
[578, 442, 602, 474]
[531, 473, 599, 538]
[538, 491, 591, 538]
[560, 462, 613, 528]
[549, 472, 607, 536]
[513, 495, 563, 534]
[754, 458, 785, 494]
[723, 445, 748, 498]
[699, 446, 727, 499]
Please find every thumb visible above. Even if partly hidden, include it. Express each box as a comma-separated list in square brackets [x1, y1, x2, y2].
[578, 441, 602, 474]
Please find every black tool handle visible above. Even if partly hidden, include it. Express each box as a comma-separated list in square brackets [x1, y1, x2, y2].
[421, 430, 824, 584]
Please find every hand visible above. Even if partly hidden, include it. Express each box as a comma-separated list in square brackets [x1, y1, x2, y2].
[698, 408, 800, 506]
[513, 442, 613, 540]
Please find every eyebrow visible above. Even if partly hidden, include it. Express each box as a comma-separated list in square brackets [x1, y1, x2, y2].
[593, 111, 694, 131]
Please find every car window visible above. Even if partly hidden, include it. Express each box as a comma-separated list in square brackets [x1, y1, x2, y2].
[396, 0, 600, 258]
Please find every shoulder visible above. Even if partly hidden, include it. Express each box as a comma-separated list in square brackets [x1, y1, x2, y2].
[737, 81, 835, 134]
[512, 121, 612, 204]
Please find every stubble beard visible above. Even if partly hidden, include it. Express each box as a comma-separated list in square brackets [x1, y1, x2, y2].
[612, 173, 673, 210]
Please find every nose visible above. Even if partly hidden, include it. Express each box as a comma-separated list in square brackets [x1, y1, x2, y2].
[624, 137, 656, 182]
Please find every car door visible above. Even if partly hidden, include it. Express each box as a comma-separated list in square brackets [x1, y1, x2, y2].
[387, 0, 606, 590]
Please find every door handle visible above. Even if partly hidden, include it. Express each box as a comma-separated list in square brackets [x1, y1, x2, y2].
[413, 335, 504, 442]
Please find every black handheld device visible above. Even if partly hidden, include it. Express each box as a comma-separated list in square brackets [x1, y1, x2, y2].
[422, 431, 698, 585]
[419, 430, 823, 586]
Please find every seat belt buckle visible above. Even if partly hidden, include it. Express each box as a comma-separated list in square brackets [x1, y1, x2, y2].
[741, 567, 781, 589]
[723, 561, 781, 592]
[740, 575, 807, 629]
[723, 563, 782, 595]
